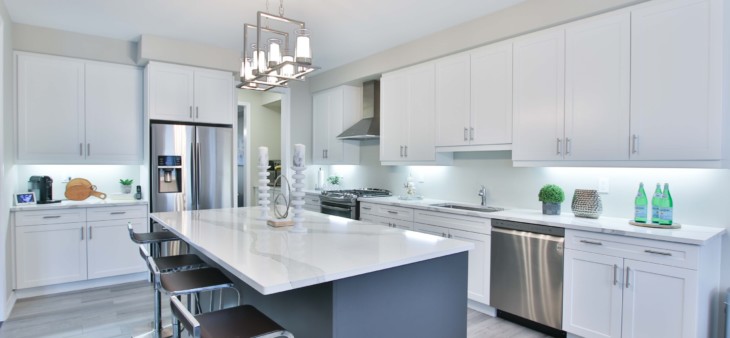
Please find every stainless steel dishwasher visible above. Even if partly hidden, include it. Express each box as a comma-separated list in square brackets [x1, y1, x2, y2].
[490, 219, 565, 335]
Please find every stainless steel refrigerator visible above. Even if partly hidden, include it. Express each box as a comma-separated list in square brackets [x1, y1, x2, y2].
[150, 123, 233, 213]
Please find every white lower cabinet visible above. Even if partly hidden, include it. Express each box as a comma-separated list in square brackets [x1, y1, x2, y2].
[303, 192, 321, 213]
[563, 230, 713, 338]
[359, 214, 413, 230]
[14, 205, 148, 289]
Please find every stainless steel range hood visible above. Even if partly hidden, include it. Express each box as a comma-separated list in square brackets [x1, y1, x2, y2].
[337, 80, 380, 140]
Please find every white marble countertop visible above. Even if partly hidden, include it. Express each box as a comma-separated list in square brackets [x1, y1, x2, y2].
[359, 196, 725, 245]
[150, 207, 473, 295]
[11, 198, 148, 211]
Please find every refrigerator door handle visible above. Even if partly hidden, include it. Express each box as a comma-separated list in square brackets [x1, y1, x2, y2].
[190, 141, 196, 211]
[196, 142, 201, 210]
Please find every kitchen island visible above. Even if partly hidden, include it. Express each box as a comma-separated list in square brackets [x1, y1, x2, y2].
[150, 207, 473, 338]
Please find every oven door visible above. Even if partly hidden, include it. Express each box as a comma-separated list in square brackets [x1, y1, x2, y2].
[320, 201, 356, 219]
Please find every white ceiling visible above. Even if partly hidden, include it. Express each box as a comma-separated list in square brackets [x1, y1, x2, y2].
[3, 0, 525, 71]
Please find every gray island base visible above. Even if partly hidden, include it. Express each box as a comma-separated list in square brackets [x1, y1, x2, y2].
[151, 207, 472, 338]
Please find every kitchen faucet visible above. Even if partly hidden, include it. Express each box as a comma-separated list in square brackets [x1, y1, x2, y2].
[478, 185, 487, 206]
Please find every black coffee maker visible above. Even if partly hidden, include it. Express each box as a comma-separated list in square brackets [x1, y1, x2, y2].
[28, 176, 60, 204]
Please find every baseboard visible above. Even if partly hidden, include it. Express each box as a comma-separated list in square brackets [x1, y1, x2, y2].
[467, 299, 496, 316]
[15, 272, 147, 300]
[2, 291, 16, 321]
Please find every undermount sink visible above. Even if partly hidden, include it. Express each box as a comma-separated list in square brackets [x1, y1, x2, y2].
[429, 203, 505, 213]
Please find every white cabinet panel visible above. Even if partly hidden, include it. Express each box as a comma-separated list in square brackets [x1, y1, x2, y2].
[148, 63, 195, 122]
[621, 259, 696, 338]
[405, 63, 437, 161]
[630, 0, 720, 160]
[435, 53, 471, 147]
[312, 86, 360, 164]
[565, 12, 630, 161]
[87, 218, 147, 279]
[470, 42, 513, 147]
[193, 70, 234, 125]
[85, 62, 143, 163]
[17, 53, 85, 162]
[380, 72, 408, 162]
[512, 28, 565, 161]
[16, 223, 87, 288]
[563, 249, 623, 338]
[449, 228, 490, 305]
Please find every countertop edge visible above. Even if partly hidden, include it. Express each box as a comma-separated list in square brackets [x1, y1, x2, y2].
[11, 199, 149, 211]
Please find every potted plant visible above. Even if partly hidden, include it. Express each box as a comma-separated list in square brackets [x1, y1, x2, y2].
[326, 175, 342, 190]
[120, 179, 134, 194]
[538, 184, 564, 215]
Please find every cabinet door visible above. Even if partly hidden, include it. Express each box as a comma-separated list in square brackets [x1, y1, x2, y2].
[565, 11, 631, 161]
[449, 229, 490, 305]
[630, 0, 719, 160]
[380, 72, 408, 161]
[563, 249, 623, 338]
[621, 259, 697, 338]
[312, 91, 330, 164]
[470, 42, 513, 146]
[16, 223, 87, 288]
[413, 223, 447, 238]
[194, 70, 234, 125]
[405, 63, 436, 161]
[85, 62, 143, 164]
[17, 53, 85, 163]
[435, 53, 471, 147]
[87, 218, 147, 279]
[147, 63, 195, 122]
[512, 28, 565, 161]
[325, 88, 345, 163]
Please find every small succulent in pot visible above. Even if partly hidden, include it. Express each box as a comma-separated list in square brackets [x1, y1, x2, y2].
[538, 184, 564, 215]
[120, 179, 134, 194]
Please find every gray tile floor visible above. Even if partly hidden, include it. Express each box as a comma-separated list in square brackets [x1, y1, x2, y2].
[0, 281, 550, 338]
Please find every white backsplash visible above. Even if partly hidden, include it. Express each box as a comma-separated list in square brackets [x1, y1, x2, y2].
[16, 165, 142, 200]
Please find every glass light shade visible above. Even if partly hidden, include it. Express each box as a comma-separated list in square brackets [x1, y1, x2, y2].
[251, 44, 267, 74]
[295, 29, 312, 65]
[268, 38, 282, 67]
[282, 55, 294, 77]
[243, 58, 254, 80]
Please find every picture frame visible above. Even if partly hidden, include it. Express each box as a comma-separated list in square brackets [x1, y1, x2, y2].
[14, 192, 36, 206]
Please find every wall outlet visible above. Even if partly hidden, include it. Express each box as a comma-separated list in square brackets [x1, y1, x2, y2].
[598, 177, 610, 194]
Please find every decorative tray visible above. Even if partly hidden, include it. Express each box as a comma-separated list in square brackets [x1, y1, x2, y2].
[629, 221, 681, 229]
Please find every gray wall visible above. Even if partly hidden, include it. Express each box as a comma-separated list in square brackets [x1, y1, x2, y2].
[0, 2, 14, 321]
[309, 0, 647, 92]
[137, 34, 240, 72]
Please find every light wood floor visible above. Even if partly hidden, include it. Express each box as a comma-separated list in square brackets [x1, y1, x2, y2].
[0, 281, 551, 338]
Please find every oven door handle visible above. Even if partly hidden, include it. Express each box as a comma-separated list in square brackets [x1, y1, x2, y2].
[321, 204, 352, 213]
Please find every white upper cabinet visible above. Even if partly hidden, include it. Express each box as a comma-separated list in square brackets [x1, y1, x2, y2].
[312, 85, 361, 165]
[147, 62, 234, 125]
[512, 28, 566, 161]
[564, 11, 631, 161]
[435, 42, 513, 151]
[630, 0, 720, 161]
[16, 52, 143, 164]
[381, 62, 452, 164]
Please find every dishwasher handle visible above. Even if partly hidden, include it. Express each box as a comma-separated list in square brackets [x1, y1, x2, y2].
[492, 219, 565, 237]
[491, 226, 566, 244]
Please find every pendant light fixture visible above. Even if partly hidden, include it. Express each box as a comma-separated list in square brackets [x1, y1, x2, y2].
[239, 0, 319, 91]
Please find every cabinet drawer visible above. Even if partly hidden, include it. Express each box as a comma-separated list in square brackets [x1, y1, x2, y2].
[15, 209, 86, 226]
[304, 194, 321, 206]
[414, 210, 491, 235]
[87, 205, 147, 221]
[565, 230, 699, 270]
[360, 203, 413, 221]
[360, 214, 414, 230]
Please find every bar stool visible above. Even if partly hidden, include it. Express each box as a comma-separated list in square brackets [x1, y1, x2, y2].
[145, 254, 237, 338]
[128, 222, 181, 258]
[171, 296, 294, 338]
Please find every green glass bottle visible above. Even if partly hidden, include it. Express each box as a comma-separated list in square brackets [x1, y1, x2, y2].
[651, 183, 662, 224]
[658, 183, 673, 225]
[634, 183, 648, 223]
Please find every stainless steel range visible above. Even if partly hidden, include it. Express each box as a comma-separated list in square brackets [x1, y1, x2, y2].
[320, 188, 392, 219]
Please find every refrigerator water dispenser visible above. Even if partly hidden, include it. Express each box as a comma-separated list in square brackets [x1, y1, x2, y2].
[157, 155, 182, 193]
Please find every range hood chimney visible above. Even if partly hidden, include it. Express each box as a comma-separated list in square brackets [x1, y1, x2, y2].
[336, 80, 380, 140]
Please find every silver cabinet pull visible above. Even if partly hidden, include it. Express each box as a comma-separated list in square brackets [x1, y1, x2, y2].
[565, 138, 571, 155]
[80, 227, 84, 240]
[110, 211, 126, 215]
[556, 138, 562, 155]
[387, 210, 398, 215]
[43, 215, 61, 219]
[644, 249, 672, 256]
[404, 145, 408, 157]
[189, 106, 193, 118]
[580, 240, 603, 245]
[625, 266, 631, 288]
[324, 149, 328, 159]
[400, 146, 404, 157]
[442, 232, 446, 237]
[89, 226, 92, 240]
[196, 106, 199, 118]
[80, 143, 83, 156]
[87, 143, 91, 156]
[448, 234, 453, 238]
[362, 207, 372, 210]
[470, 127, 474, 141]
[632, 134, 639, 154]
[464, 127, 468, 141]
[613, 264, 618, 285]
